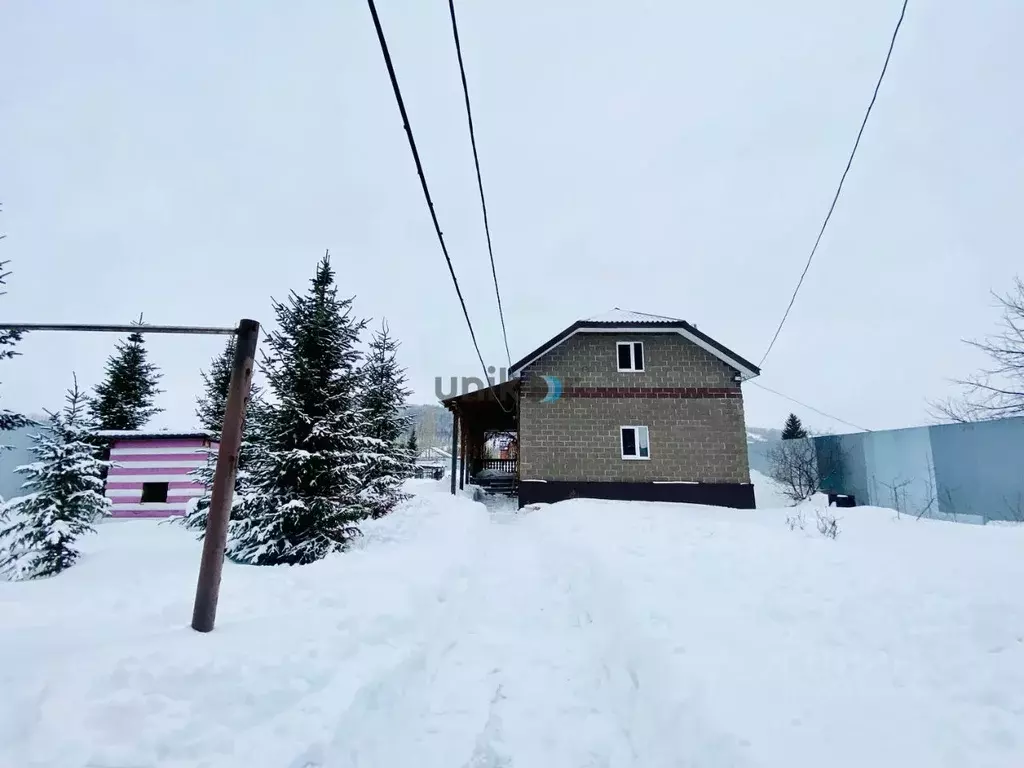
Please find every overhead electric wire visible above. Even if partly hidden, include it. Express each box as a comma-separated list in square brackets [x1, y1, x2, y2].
[758, 0, 910, 368]
[366, 0, 511, 411]
[447, 0, 512, 369]
[751, 380, 871, 433]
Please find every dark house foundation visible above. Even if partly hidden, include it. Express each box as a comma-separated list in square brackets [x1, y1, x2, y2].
[518, 480, 756, 509]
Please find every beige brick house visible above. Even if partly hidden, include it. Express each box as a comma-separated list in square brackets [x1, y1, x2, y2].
[443, 309, 761, 508]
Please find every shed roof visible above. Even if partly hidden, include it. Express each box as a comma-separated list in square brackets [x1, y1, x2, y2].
[95, 429, 217, 441]
[510, 307, 761, 381]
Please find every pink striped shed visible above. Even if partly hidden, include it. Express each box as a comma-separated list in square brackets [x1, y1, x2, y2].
[99, 430, 218, 519]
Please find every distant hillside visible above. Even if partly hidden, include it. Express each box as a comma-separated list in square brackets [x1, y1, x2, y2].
[404, 404, 452, 449]
[746, 426, 782, 444]
[747, 426, 782, 476]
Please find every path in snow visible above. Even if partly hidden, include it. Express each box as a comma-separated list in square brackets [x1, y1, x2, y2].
[292, 507, 746, 768]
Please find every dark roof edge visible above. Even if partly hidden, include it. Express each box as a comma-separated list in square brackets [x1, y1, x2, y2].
[95, 430, 217, 440]
[509, 320, 761, 378]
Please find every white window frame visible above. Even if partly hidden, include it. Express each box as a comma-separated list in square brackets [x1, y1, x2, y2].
[616, 341, 645, 372]
[620, 425, 651, 460]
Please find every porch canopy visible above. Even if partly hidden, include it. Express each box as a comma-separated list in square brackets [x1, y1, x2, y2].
[441, 379, 519, 490]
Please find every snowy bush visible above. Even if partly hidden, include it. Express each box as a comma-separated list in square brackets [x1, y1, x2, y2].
[785, 510, 806, 531]
[816, 509, 840, 539]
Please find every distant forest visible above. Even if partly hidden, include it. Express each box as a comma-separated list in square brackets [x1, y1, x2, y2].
[403, 404, 453, 449]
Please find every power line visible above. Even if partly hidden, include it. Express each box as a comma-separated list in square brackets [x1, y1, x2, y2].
[759, 0, 910, 368]
[366, 0, 510, 412]
[751, 380, 870, 433]
[446, 0, 512, 369]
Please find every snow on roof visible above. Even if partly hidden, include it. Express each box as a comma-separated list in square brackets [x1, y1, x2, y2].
[94, 429, 217, 441]
[583, 308, 683, 324]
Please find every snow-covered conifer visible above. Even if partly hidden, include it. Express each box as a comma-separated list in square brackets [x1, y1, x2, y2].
[358, 321, 412, 518]
[0, 250, 28, 434]
[228, 252, 370, 564]
[0, 377, 111, 579]
[90, 316, 163, 430]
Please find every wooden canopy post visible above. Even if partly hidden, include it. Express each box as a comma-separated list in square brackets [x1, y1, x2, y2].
[450, 411, 459, 495]
[459, 420, 466, 490]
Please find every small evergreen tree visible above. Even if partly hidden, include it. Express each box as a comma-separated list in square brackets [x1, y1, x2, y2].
[781, 413, 808, 440]
[0, 377, 111, 579]
[0, 246, 29, 434]
[228, 252, 371, 565]
[359, 321, 412, 518]
[90, 315, 163, 430]
[406, 427, 418, 456]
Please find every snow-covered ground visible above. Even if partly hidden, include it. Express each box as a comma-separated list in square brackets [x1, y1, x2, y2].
[2, 479, 1023, 767]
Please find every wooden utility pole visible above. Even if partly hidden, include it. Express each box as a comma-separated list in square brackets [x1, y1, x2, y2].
[191, 319, 260, 633]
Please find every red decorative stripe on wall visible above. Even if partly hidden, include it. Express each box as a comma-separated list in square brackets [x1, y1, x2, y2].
[527, 386, 741, 399]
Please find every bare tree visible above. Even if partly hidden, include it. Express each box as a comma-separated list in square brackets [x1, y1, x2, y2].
[932, 277, 1024, 422]
[915, 479, 938, 521]
[766, 438, 819, 503]
[999, 493, 1024, 523]
[879, 476, 913, 519]
[767, 435, 847, 505]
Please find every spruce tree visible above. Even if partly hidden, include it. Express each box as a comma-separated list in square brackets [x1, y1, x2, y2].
[183, 336, 269, 533]
[406, 427, 418, 456]
[0, 246, 29, 434]
[194, 336, 264, 435]
[0, 377, 111, 579]
[180, 393, 270, 535]
[90, 316, 163, 430]
[781, 413, 808, 440]
[228, 252, 371, 565]
[359, 321, 412, 518]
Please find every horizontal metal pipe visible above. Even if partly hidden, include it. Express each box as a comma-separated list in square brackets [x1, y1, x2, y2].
[0, 323, 237, 335]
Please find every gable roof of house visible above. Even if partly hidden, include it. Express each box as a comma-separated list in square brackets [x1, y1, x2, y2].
[509, 307, 761, 381]
[583, 309, 683, 323]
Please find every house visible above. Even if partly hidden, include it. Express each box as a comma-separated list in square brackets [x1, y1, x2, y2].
[98, 430, 216, 518]
[413, 446, 452, 479]
[442, 308, 761, 508]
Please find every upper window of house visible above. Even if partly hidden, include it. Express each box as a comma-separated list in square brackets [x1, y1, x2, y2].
[616, 341, 644, 372]
[620, 425, 650, 460]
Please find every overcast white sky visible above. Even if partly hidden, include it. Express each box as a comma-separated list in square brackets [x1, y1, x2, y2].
[1, 1, 1021, 434]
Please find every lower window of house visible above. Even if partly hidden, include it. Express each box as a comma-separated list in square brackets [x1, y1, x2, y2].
[141, 481, 169, 503]
[621, 426, 650, 459]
